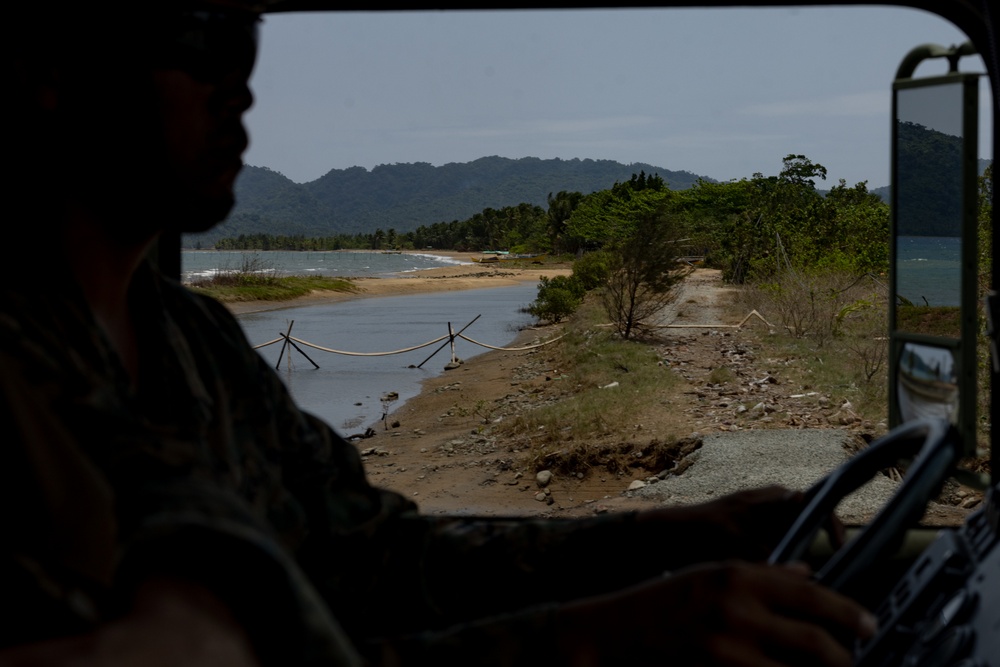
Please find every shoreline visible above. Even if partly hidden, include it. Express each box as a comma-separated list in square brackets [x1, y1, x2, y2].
[221, 250, 572, 315]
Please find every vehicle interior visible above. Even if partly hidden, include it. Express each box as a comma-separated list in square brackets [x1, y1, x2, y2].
[167, 1, 998, 664]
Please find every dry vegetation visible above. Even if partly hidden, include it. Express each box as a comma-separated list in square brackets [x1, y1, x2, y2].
[738, 270, 891, 424]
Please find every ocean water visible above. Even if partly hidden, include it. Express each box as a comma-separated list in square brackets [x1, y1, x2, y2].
[895, 236, 962, 307]
[181, 249, 472, 283]
[236, 283, 539, 435]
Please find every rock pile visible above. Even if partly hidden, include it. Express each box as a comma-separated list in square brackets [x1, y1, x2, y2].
[657, 331, 885, 437]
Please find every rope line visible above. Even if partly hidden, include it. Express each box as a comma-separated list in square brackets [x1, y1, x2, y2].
[287, 334, 451, 357]
[457, 332, 566, 351]
[253, 311, 565, 360]
[259, 308, 768, 358]
[652, 309, 775, 330]
[254, 332, 565, 356]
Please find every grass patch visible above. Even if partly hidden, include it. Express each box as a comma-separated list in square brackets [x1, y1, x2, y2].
[190, 274, 360, 303]
[498, 296, 682, 445]
[746, 331, 888, 425]
[187, 253, 358, 303]
[897, 305, 961, 338]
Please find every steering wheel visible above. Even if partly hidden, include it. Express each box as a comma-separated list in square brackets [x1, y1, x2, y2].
[768, 417, 963, 595]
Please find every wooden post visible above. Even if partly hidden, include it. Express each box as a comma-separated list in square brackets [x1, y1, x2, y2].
[275, 320, 294, 370]
[416, 314, 481, 369]
[448, 322, 457, 364]
[283, 335, 320, 369]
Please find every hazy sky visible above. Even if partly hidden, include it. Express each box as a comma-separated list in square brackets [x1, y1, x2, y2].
[244, 6, 991, 189]
[898, 83, 966, 137]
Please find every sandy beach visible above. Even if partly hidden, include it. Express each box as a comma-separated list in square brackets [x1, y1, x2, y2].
[224, 250, 572, 315]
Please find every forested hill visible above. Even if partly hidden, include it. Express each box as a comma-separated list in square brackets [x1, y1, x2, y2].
[184, 156, 708, 246]
[870, 151, 993, 214]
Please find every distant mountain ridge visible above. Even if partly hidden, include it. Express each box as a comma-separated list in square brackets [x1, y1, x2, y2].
[868, 157, 991, 208]
[184, 156, 710, 246]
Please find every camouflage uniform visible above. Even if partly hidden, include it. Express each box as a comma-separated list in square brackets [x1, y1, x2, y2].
[0, 262, 663, 665]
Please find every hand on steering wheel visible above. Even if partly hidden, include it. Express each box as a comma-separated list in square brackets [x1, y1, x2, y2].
[768, 417, 962, 596]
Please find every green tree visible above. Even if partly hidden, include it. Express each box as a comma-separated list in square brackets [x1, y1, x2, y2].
[565, 174, 675, 249]
[819, 179, 889, 274]
[675, 177, 755, 270]
[527, 275, 585, 323]
[681, 155, 878, 283]
[546, 190, 584, 254]
[603, 208, 690, 340]
[572, 251, 613, 291]
[779, 153, 828, 187]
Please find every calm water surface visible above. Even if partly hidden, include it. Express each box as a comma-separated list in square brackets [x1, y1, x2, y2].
[237, 283, 538, 434]
[896, 236, 961, 307]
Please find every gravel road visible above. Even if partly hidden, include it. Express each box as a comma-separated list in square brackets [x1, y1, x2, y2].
[631, 428, 901, 523]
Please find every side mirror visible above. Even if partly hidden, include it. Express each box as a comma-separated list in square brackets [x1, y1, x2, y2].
[889, 43, 980, 456]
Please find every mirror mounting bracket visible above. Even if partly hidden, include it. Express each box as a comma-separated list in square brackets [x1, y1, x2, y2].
[895, 41, 978, 80]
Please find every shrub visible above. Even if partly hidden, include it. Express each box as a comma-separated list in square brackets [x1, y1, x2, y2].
[742, 269, 886, 345]
[527, 275, 584, 323]
[572, 251, 613, 291]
